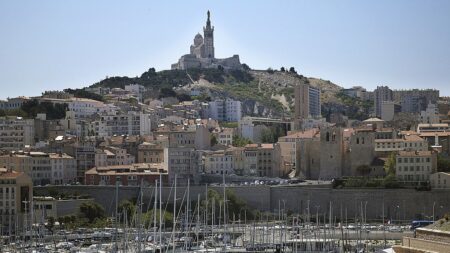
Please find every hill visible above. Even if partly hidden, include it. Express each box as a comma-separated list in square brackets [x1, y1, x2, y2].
[88, 67, 373, 119]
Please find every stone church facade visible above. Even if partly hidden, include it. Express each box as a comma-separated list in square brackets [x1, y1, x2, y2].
[171, 11, 242, 70]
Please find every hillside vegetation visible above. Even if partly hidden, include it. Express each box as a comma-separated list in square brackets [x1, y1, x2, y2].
[88, 66, 372, 119]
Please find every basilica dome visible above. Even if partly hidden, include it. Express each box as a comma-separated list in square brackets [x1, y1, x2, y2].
[194, 33, 203, 46]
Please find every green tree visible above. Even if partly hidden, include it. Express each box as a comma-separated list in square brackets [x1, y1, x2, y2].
[176, 93, 192, 102]
[159, 87, 177, 98]
[384, 152, 397, 176]
[210, 135, 218, 146]
[118, 200, 136, 224]
[201, 189, 257, 222]
[143, 209, 173, 228]
[437, 155, 450, 172]
[64, 88, 104, 102]
[261, 128, 275, 143]
[79, 202, 106, 223]
[232, 135, 252, 147]
[382, 174, 400, 188]
[45, 216, 56, 233]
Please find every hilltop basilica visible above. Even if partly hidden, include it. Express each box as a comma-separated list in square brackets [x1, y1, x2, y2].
[171, 11, 242, 70]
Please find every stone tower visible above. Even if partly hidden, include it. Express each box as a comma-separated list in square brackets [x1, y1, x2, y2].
[203, 10, 215, 58]
[319, 127, 345, 179]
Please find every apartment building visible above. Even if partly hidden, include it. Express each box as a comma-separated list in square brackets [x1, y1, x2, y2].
[430, 172, 450, 189]
[49, 153, 77, 185]
[94, 147, 135, 167]
[417, 123, 450, 133]
[90, 111, 152, 137]
[294, 83, 321, 120]
[85, 163, 167, 186]
[374, 86, 393, 118]
[208, 98, 242, 122]
[214, 127, 235, 146]
[420, 103, 440, 124]
[396, 151, 437, 183]
[203, 149, 235, 175]
[0, 152, 76, 185]
[164, 147, 195, 185]
[0, 168, 33, 235]
[64, 142, 96, 184]
[233, 143, 282, 177]
[256, 143, 281, 177]
[0, 97, 29, 110]
[137, 142, 165, 163]
[124, 84, 146, 102]
[0, 152, 51, 185]
[158, 124, 210, 150]
[38, 97, 117, 120]
[0, 116, 35, 151]
[375, 134, 428, 153]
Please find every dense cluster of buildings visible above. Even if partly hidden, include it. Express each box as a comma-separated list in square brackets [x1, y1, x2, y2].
[1, 81, 449, 191]
[1, 12, 450, 227]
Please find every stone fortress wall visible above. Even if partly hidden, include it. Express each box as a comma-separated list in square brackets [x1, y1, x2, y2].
[35, 185, 450, 222]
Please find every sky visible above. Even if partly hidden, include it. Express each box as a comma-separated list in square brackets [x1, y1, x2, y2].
[1, 0, 450, 99]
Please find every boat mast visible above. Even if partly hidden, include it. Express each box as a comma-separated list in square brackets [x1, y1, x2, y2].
[223, 172, 227, 249]
[159, 174, 162, 248]
[138, 179, 143, 253]
[154, 179, 158, 246]
[186, 178, 190, 250]
[115, 181, 119, 251]
[172, 175, 177, 253]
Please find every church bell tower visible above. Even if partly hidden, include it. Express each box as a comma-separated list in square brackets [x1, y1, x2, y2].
[203, 10, 215, 58]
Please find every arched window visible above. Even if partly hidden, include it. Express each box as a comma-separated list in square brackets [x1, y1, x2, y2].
[326, 132, 330, 142]
[356, 138, 360, 144]
[332, 132, 336, 141]
[362, 137, 365, 144]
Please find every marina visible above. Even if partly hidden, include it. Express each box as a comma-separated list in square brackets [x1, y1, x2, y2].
[1, 177, 410, 252]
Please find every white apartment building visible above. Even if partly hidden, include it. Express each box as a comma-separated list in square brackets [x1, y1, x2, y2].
[0, 116, 35, 151]
[396, 151, 437, 183]
[209, 99, 242, 122]
[90, 111, 152, 137]
[124, 84, 146, 102]
[0, 97, 29, 110]
[39, 97, 117, 120]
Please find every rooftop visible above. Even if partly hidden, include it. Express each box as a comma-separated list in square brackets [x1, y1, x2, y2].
[363, 117, 384, 122]
[280, 128, 319, 139]
[0, 169, 25, 179]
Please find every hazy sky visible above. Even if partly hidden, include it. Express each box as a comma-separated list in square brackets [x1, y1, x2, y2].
[1, 0, 450, 99]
